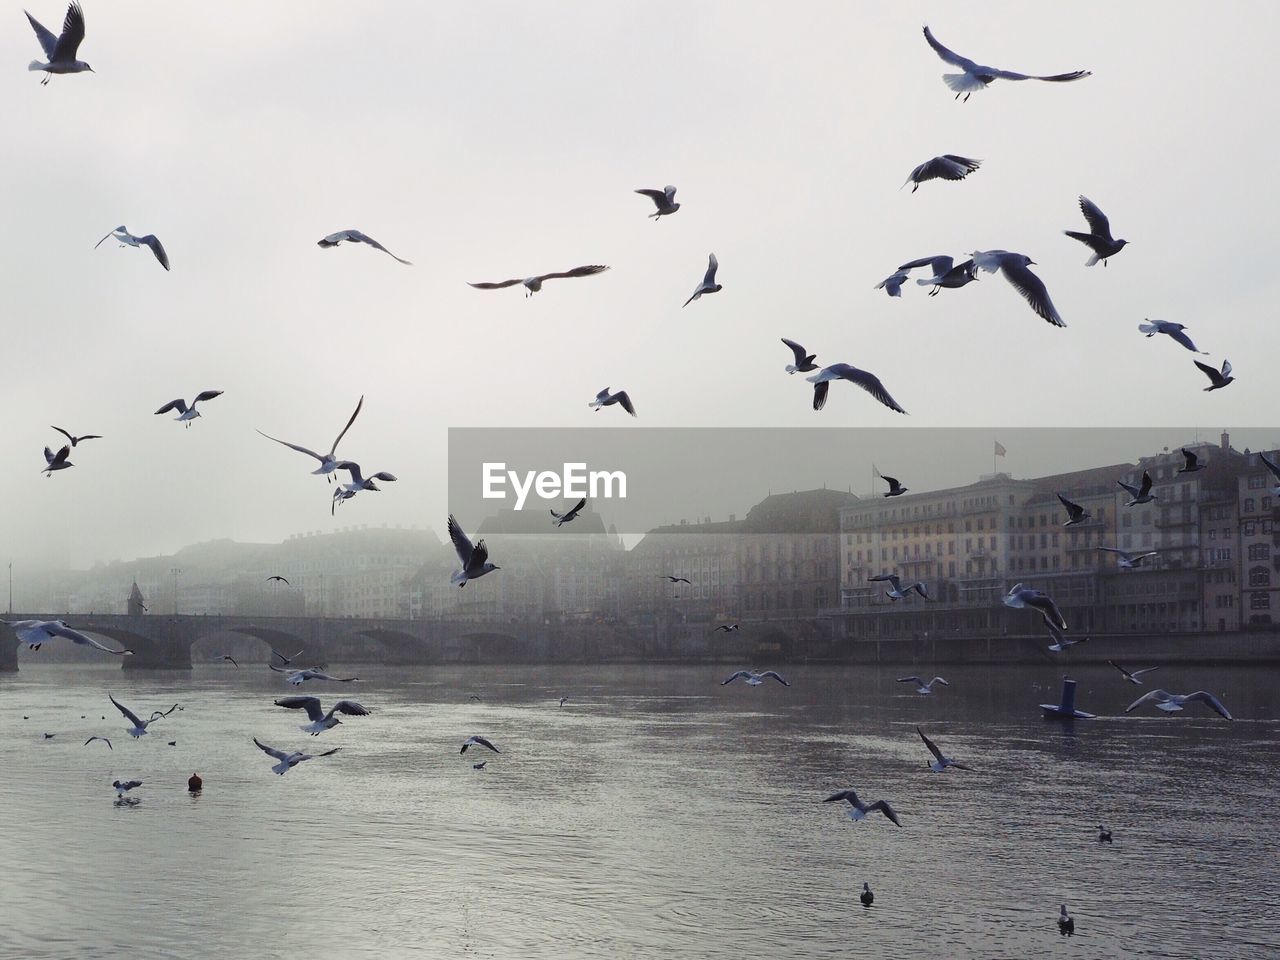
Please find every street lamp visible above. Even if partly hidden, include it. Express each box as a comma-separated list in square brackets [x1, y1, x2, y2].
[170, 567, 182, 616]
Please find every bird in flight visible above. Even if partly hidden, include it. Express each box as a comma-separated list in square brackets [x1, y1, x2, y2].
[220, 655, 239, 667]
[469, 264, 608, 297]
[683, 253, 722, 307]
[903, 155, 981, 192]
[269, 665, 361, 686]
[449, 514, 499, 588]
[1178, 448, 1205, 473]
[1125, 689, 1233, 720]
[1117, 471, 1156, 505]
[588, 387, 637, 417]
[6, 619, 131, 655]
[41, 445, 72, 477]
[1064, 196, 1128, 266]
[1106, 659, 1158, 685]
[807, 363, 907, 414]
[83, 736, 112, 750]
[898, 255, 979, 297]
[880, 474, 908, 497]
[782, 338, 819, 375]
[971, 250, 1064, 327]
[258, 395, 364, 483]
[1044, 619, 1084, 653]
[461, 735, 500, 754]
[1057, 493, 1089, 526]
[917, 727, 971, 772]
[660, 576, 692, 585]
[721, 669, 789, 687]
[897, 675, 949, 695]
[331, 461, 397, 514]
[875, 269, 909, 298]
[253, 738, 340, 776]
[274, 696, 370, 735]
[1194, 359, 1234, 392]
[1259, 452, 1280, 494]
[51, 426, 101, 447]
[112, 779, 143, 799]
[635, 185, 680, 219]
[1098, 546, 1159, 569]
[714, 623, 740, 633]
[26, 2, 92, 84]
[1138, 320, 1207, 354]
[869, 574, 928, 600]
[94, 226, 169, 271]
[155, 390, 222, 428]
[922, 25, 1091, 101]
[823, 789, 901, 826]
[270, 647, 305, 666]
[266, 575, 290, 585]
[109, 694, 164, 738]
[550, 497, 586, 527]
[1003, 583, 1066, 629]
[317, 230, 411, 264]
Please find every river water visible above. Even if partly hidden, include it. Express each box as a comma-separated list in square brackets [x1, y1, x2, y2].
[1, 662, 1276, 959]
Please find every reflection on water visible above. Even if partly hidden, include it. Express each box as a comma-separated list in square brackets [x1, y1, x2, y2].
[1, 662, 1277, 959]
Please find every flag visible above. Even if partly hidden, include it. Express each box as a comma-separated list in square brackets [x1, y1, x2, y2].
[994, 440, 1007, 457]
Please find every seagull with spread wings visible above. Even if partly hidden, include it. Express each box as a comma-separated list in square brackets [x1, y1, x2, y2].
[1106, 659, 1158, 685]
[155, 391, 222, 427]
[1125, 689, 1233, 720]
[721, 669, 789, 687]
[807, 363, 907, 414]
[869, 574, 928, 601]
[1064, 196, 1128, 266]
[1003, 583, 1066, 630]
[269, 664, 361, 686]
[875, 270, 910, 298]
[1138, 320, 1208, 354]
[1194, 359, 1234, 392]
[1058, 493, 1089, 526]
[330, 461, 397, 514]
[449, 514, 499, 588]
[26, 2, 93, 84]
[824, 789, 902, 826]
[635, 185, 680, 218]
[109, 694, 162, 738]
[41, 444, 72, 477]
[1178, 448, 1206, 473]
[1099, 546, 1159, 569]
[253, 737, 340, 775]
[683, 254, 722, 307]
[470, 264, 608, 297]
[588, 387, 637, 417]
[921, 25, 1091, 101]
[880, 474, 908, 498]
[903, 155, 981, 192]
[461, 735, 500, 754]
[51, 426, 101, 447]
[897, 675, 949, 695]
[274, 696, 370, 735]
[317, 230, 411, 264]
[5, 619, 132, 656]
[94, 226, 170, 271]
[971, 250, 1064, 327]
[782, 338, 819, 374]
[1117, 470, 1156, 505]
[258, 395, 364, 483]
[917, 727, 971, 772]
[550, 497, 586, 527]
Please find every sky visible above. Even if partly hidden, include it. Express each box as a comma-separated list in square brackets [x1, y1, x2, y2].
[2, 1, 1278, 568]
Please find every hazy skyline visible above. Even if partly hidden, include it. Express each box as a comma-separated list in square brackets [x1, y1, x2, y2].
[4, 2, 1278, 567]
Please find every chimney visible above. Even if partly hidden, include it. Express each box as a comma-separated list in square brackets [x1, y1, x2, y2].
[1221, 431, 1230, 452]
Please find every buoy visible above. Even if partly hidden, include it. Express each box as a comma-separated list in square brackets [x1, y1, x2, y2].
[1040, 676, 1096, 720]
[188, 773, 203, 792]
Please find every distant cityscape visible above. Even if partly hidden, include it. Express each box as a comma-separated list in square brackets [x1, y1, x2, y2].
[10, 432, 1278, 640]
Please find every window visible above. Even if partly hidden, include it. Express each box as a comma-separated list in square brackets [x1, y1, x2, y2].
[1250, 592, 1271, 610]
[1245, 499, 1256, 514]
[1249, 474, 1266, 489]
[1249, 543, 1270, 561]
[1250, 566, 1271, 587]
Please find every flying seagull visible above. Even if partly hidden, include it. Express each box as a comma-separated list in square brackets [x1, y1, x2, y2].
[253, 737, 340, 775]
[112, 779, 142, 798]
[220, 655, 239, 667]
[1125, 689, 1233, 720]
[1138, 320, 1207, 354]
[921, 25, 1091, 101]
[1044, 618, 1085, 652]
[274, 696, 370, 735]
[897, 675, 949, 695]
[683, 253, 722, 307]
[266, 575, 290, 585]
[26, 2, 92, 84]
[1099, 546, 1159, 569]
[317, 230, 410, 265]
[1002, 583, 1066, 629]
[807, 364, 907, 414]
[270, 647, 304, 666]
[904, 155, 981, 192]
[782, 338, 819, 374]
[869, 574, 928, 600]
[1106, 659, 1158, 685]
[1117, 471, 1156, 505]
[5, 619, 132, 655]
[1194, 359, 1234, 392]
[269, 664, 360, 686]
[473, 761, 487, 770]
[94, 226, 169, 271]
[721, 669, 789, 687]
[41, 445, 72, 476]
[1064, 196, 1128, 266]
[714, 623, 740, 633]
[258, 395, 364, 483]
[84, 736, 112, 750]
[1058, 493, 1089, 526]
[109, 694, 162, 738]
[331, 461, 397, 514]
[51, 426, 101, 447]
[917, 726, 970, 772]
[971, 250, 1064, 327]
[449, 514, 499, 588]
[1259, 452, 1280, 494]
[880, 475, 908, 497]
[660, 576, 692, 584]
[823, 789, 901, 826]
[901, 255, 979, 296]
[469, 264, 608, 297]
[875, 270, 910, 297]
[461, 735, 500, 754]
[155, 391, 222, 427]
[550, 497, 586, 527]
[1178, 448, 1205, 473]
[588, 387, 636, 417]
[635, 185, 680, 218]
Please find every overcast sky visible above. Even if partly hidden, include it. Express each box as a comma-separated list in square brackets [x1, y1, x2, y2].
[3, 1, 1278, 568]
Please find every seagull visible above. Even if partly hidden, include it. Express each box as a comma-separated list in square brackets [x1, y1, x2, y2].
[469, 264, 608, 297]
[43, 732, 55, 739]
[317, 230, 411, 264]
[112, 779, 142, 798]
[917, 726, 971, 772]
[166, 740, 177, 746]
[155, 391, 222, 427]
[714, 623, 740, 633]
[897, 675, 949, 695]
[1058, 905, 1074, 937]
[558, 697, 568, 707]
[660, 576, 692, 584]
[1125, 689, 1233, 720]
[94, 226, 169, 271]
[721, 669, 789, 687]
[823, 789, 901, 826]
[971, 250, 1064, 327]
[1058, 493, 1089, 526]
[473, 760, 487, 770]
[331, 461, 397, 514]
[51, 426, 101, 447]
[449, 514, 499, 588]
[880, 475, 908, 498]
[869, 574, 928, 601]
[635, 185, 680, 218]
[1098, 825, 1113, 844]
[899, 255, 979, 296]
[588, 387, 637, 417]
[83, 736, 112, 750]
[683, 253, 722, 307]
[41, 444, 72, 476]
[258, 395, 364, 483]
[1195, 359, 1235, 392]
[807, 364, 907, 414]
[1003, 583, 1066, 629]
[1178, 448, 1205, 473]
[921, 25, 1091, 102]
[253, 737, 340, 775]
[220, 655, 239, 667]
[1259, 452, 1280, 495]
[274, 696, 370, 735]
[109, 694, 161, 738]
[1045, 619, 1085, 652]
[875, 270, 910, 298]
[269, 664, 360, 685]
[1064, 196, 1128, 266]
[1138, 320, 1207, 354]
[860, 883, 874, 907]
[270, 647, 305, 666]
[782, 338, 819, 374]
[150, 704, 183, 721]
[461, 735, 500, 754]
[904, 155, 981, 192]
[26, 2, 92, 84]
[5, 619, 132, 655]
[550, 497, 586, 527]
[1117, 471, 1156, 505]
[1099, 546, 1159, 569]
[266, 575, 290, 585]
[1106, 660, 1158, 685]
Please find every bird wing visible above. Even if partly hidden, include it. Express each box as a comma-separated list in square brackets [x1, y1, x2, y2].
[539, 264, 609, 281]
[275, 695, 324, 722]
[253, 737, 291, 761]
[867, 800, 902, 826]
[1260, 453, 1280, 482]
[811, 381, 830, 411]
[921, 25, 977, 71]
[470, 538, 490, 569]
[223, 655, 239, 666]
[472, 736, 500, 753]
[1194, 360, 1222, 385]
[314, 747, 341, 758]
[868, 574, 901, 586]
[51, 2, 86, 61]
[1057, 493, 1082, 517]
[1181, 449, 1199, 469]
[140, 236, 170, 271]
[634, 188, 665, 201]
[1000, 260, 1064, 327]
[897, 254, 952, 274]
[759, 671, 789, 686]
[567, 497, 586, 517]
[1185, 691, 1233, 720]
[331, 700, 370, 717]
[1221, 359, 1232, 378]
[369, 472, 398, 483]
[109, 694, 145, 728]
[702, 253, 719, 285]
[155, 399, 188, 415]
[57, 625, 124, 654]
[721, 670, 751, 684]
[332, 460, 365, 485]
[823, 789, 856, 803]
[26, 10, 58, 57]
[614, 391, 637, 417]
[1129, 667, 1158, 679]
[917, 726, 945, 763]
[1098, 547, 1127, 558]
[193, 390, 223, 405]
[1076, 196, 1113, 241]
[354, 232, 411, 265]
[329, 395, 364, 456]
[896, 676, 923, 684]
[468, 279, 523, 289]
[1166, 329, 1201, 353]
[51, 426, 75, 445]
[1138, 471, 1153, 497]
[1116, 480, 1139, 497]
[84, 736, 112, 749]
[1028, 594, 1066, 630]
[1125, 689, 1170, 713]
[992, 67, 1091, 83]
[49, 445, 71, 466]
[781, 338, 809, 365]
[836, 365, 908, 414]
[257, 431, 326, 462]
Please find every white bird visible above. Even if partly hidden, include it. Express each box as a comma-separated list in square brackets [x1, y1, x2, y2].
[900, 255, 980, 297]
[41, 444, 73, 476]
[26, 2, 93, 84]
[1106, 659, 1158, 685]
[111, 779, 142, 798]
[1064, 196, 1128, 266]
[1044, 618, 1085, 652]
[782, 338, 819, 374]
[971, 250, 1064, 327]
[683, 253, 722, 307]
[253, 737, 340, 775]
[875, 270, 910, 298]
[897, 675, 949, 695]
[869, 574, 928, 600]
[258, 395, 363, 483]
[823, 789, 902, 826]
[550, 497, 586, 527]
[155, 390, 222, 427]
[330, 461, 397, 514]
[807, 364, 907, 414]
[269, 664, 360, 686]
[904, 155, 981, 192]
[469, 264, 608, 297]
[449, 514, 499, 587]
[917, 726, 970, 772]
[1058, 493, 1089, 526]
[588, 387, 637, 417]
[1194, 358, 1235, 392]
[274, 696, 370, 735]
[5, 619, 132, 656]
[721, 669, 789, 687]
[922, 25, 1091, 101]
[461, 735, 500, 754]
[1117, 470, 1156, 505]
[317, 230, 411, 264]
[1002, 583, 1066, 629]
[109, 694, 161, 738]
[94, 226, 169, 271]
[1138, 320, 1207, 354]
[635, 185, 680, 218]
[1125, 689, 1233, 720]
[1099, 546, 1159, 569]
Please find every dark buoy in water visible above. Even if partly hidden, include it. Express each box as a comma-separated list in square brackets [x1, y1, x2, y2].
[1040, 676, 1096, 720]
[860, 882, 874, 907]
[1058, 904, 1075, 936]
[1098, 825, 1112, 843]
[188, 772, 203, 793]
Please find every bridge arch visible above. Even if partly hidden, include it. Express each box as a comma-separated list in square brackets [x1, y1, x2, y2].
[338, 627, 429, 664]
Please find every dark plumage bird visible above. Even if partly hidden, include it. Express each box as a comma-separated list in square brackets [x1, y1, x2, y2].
[904, 155, 981, 192]
[461, 735, 499, 754]
[266, 575, 290, 585]
[683, 254, 722, 307]
[1107, 659, 1158, 685]
[1058, 905, 1075, 936]
[1138, 319, 1207, 354]
[860, 883, 874, 907]
[1098, 825, 1113, 843]
[1195, 359, 1234, 392]
[550, 498, 586, 527]
[1058, 493, 1089, 526]
[782, 338, 819, 375]
[807, 364, 907, 414]
[714, 623, 740, 633]
[470, 264, 608, 297]
[823, 789, 901, 826]
[41, 444, 72, 476]
[881, 475, 908, 497]
[1178, 448, 1205, 473]
[588, 388, 637, 417]
[1064, 196, 1128, 266]
[922, 25, 1091, 101]
[318, 230, 411, 264]
[660, 576, 692, 584]
[220, 655, 239, 667]
[51, 426, 101, 447]
[635, 185, 680, 219]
